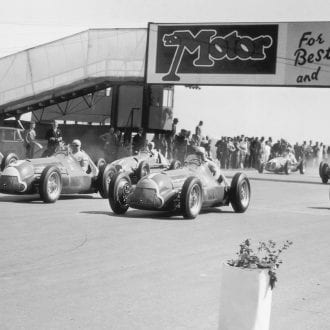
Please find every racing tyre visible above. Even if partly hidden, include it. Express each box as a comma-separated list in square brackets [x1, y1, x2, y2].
[169, 160, 181, 170]
[180, 177, 203, 219]
[230, 173, 251, 213]
[284, 161, 291, 175]
[98, 164, 117, 198]
[299, 161, 306, 174]
[319, 161, 329, 184]
[258, 162, 265, 173]
[109, 172, 131, 214]
[39, 165, 62, 203]
[137, 161, 150, 181]
[0, 152, 19, 171]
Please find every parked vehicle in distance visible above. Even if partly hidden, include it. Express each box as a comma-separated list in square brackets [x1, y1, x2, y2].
[319, 161, 330, 184]
[108, 153, 251, 219]
[0, 146, 107, 203]
[99, 150, 181, 198]
[0, 126, 47, 169]
[258, 156, 305, 175]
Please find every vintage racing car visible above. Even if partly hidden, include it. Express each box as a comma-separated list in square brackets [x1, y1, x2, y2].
[258, 156, 305, 175]
[99, 150, 181, 198]
[319, 161, 330, 183]
[108, 153, 251, 219]
[0, 147, 108, 203]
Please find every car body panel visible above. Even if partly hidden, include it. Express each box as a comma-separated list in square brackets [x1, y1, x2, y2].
[107, 150, 171, 183]
[126, 154, 228, 211]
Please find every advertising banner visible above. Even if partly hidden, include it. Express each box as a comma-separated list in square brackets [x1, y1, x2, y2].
[147, 22, 330, 87]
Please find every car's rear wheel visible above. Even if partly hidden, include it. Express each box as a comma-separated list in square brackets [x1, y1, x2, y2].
[109, 172, 131, 214]
[299, 161, 306, 174]
[284, 161, 291, 175]
[169, 160, 181, 170]
[137, 161, 150, 181]
[230, 173, 251, 213]
[0, 152, 18, 171]
[98, 164, 117, 198]
[180, 177, 203, 219]
[319, 161, 329, 184]
[39, 165, 62, 203]
[258, 162, 265, 173]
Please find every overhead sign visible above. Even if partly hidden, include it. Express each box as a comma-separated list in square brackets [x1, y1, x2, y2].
[147, 22, 330, 87]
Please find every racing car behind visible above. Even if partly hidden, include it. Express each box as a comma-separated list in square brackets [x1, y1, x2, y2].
[0, 147, 107, 203]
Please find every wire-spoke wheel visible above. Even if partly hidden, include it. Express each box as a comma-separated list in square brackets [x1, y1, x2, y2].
[230, 173, 251, 213]
[181, 177, 203, 219]
[39, 165, 62, 203]
[109, 172, 132, 214]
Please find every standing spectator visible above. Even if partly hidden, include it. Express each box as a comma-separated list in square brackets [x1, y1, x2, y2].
[313, 142, 320, 166]
[238, 137, 248, 169]
[44, 121, 62, 156]
[165, 118, 178, 159]
[174, 129, 189, 163]
[264, 141, 271, 163]
[132, 128, 146, 154]
[102, 127, 120, 162]
[250, 137, 259, 168]
[226, 138, 235, 169]
[24, 122, 37, 158]
[195, 120, 203, 139]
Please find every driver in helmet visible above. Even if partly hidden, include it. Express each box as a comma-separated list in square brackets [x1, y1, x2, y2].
[193, 146, 229, 186]
[71, 139, 89, 172]
[283, 148, 297, 164]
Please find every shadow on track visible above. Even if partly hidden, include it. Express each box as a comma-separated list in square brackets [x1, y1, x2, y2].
[81, 207, 234, 221]
[231, 175, 324, 186]
[0, 194, 100, 203]
[308, 206, 330, 211]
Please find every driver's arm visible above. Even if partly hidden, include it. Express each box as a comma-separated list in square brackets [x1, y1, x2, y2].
[81, 153, 89, 172]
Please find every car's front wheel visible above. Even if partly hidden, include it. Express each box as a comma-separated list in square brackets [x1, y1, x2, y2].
[39, 165, 62, 203]
[299, 161, 306, 174]
[137, 161, 150, 181]
[284, 161, 291, 175]
[109, 172, 132, 214]
[169, 160, 181, 170]
[230, 173, 251, 213]
[319, 161, 329, 184]
[258, 162, 265, 173]
[180, 177, 203, 219]
[98, 164, 117, 198]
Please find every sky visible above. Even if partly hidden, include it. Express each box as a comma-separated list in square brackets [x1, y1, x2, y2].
[1, 0, 330, 143]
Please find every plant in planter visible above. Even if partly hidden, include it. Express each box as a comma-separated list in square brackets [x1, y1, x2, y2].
[228, 238, 293, 289]
[218, 239, 293, 330]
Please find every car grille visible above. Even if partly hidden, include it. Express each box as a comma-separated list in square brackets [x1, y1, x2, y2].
[129, 188, 157, 207]
[266, 163, 276, 171]
[0, 176, 20, 192]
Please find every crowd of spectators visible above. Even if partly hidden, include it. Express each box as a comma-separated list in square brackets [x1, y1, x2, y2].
[100, 118, 329, 169]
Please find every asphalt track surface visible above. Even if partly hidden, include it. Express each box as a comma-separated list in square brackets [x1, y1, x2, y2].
[1, 168, 330, 330]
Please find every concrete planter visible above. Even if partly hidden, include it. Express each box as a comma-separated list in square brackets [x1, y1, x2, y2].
[218, 262, 272, 330]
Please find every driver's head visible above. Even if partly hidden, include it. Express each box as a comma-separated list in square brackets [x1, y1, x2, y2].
[52, 121, 58, 130]
[192, 146, 207, 161]
[71, 139, 81, 152]
[148, 141, 155, 150]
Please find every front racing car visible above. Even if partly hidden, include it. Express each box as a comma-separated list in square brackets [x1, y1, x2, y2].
[108, 155, 251, 219]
